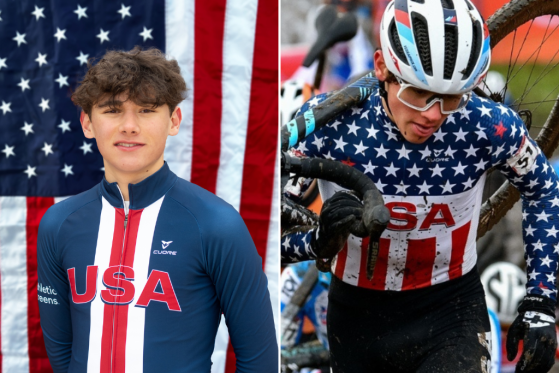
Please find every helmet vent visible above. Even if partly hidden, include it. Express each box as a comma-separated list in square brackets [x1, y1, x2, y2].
[441, 0, 454, 9]
[465, 0, 474, 10]
[410, 0, 425, 3]
[411, 12, 433, 76]
[444, 25, 458, 79]
[463, 20, 482, 78]
[389, 19, 409, 65]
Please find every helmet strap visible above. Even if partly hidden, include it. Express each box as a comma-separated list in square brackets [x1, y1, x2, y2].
[379, 80, 393, 116]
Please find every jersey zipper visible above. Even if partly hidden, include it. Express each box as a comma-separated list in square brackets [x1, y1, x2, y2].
[112, 186, 130, 373]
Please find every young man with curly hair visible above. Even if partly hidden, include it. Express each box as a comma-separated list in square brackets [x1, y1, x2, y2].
[37, 47, 277, 373]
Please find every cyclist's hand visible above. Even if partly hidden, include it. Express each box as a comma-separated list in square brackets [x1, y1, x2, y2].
[314, 191, 362, 259]
[506, 295, 557, 373]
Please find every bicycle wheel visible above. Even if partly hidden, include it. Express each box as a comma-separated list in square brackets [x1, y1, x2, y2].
[477, 0, 559, 238]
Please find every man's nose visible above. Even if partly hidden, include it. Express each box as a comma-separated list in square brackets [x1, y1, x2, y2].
[120, 111, 140, 134]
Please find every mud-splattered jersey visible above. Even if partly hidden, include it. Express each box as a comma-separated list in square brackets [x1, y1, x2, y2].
[282, 88, 559, 302]
[37, 163, 277, 373]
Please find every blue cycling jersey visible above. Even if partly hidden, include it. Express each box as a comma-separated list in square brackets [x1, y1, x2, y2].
[282, 86, 559, 301]
[38, 163, 277, 373]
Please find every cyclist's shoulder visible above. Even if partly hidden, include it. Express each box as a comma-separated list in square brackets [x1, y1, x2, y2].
[466, 94, 522, 127]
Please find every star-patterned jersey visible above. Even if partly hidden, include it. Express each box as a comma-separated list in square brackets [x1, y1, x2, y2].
[37, 163, 277, 373]
[281, 86, 559, 302]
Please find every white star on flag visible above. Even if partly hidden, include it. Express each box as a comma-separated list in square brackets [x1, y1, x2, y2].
[118, 4, 132, 19]
[61, 164, 74, 177]
[13, 31, 27, 46]
[97, 29, 110, 43]
[18, 78, 30, 92]
[1, 144, 15, 158]
[76, 51, 89, 65]
[54, 28, 67, 42]
[80, 141, 93, 155]
[21, 122, 34, 135]
[35, 52, 48, 67]
[39, 98, 50, 112]
[24, 165, 37, 179]
[41, 143, 54, 156]
[58, 119, 71, 133]
[31, 6, 45, 21]
[139, 27, 154, 41]
[74, 5, 88, 19]
[0, 100, 12, 114]
[55, 74, 69, 88]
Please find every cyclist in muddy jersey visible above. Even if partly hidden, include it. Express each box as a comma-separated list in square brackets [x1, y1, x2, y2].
[281, 0, 559, 371]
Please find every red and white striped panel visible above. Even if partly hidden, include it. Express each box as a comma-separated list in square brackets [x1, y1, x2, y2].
[328, 177, 484, 291]
[164, 0, 279, 371]
[0, 197, 55, 373]
[86, 197, 164, 373]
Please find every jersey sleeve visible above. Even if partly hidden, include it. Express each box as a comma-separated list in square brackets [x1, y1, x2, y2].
[487, 101, 559, 302]
[37, 207, 73, 373]
[202, 205, 278, 373]
[293, 92, 332, 158]
[281, 229, 318, 263]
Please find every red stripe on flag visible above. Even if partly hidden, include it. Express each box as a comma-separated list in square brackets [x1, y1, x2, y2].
[225, 338, 237, 373]
[333, 243, 348, 280]
[448, 222, 470, 280]
[364, 237, 390, 290]
[26, 197, 55, 373]
[238, 0, 279, 267]
[402, 237, 436, 290]
[191, 0, 227, 192]
[101, 208, 146, 372]
[227, 1, 278, 370]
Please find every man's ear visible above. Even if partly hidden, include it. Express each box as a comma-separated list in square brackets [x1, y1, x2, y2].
[80, 111, 95, 139]
[374, 50, 390, 82]
[169, 106, 182, 136]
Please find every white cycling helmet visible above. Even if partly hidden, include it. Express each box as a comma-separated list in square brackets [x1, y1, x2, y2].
[480, 262, 526, 327]
[379, 0, 491, 94]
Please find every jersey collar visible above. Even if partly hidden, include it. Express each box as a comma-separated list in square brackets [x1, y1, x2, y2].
[100, 162, 178, 210]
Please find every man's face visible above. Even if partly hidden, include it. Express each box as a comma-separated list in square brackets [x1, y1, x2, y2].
[385, 81, 449, 144]
[80, 95, 181, 180]
[374, 50, 449, 144]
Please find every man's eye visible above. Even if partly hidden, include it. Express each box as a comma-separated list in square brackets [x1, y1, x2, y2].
[141, 109, 154, 113]
[104, 109, 118, 114]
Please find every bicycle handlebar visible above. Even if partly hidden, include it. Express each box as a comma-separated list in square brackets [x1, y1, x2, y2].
[282, 152, 390, 279]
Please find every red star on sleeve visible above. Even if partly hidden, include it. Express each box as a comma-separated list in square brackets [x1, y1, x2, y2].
[493, 121, 506, 138]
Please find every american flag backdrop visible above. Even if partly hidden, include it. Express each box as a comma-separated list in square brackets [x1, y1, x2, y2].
[0, 1, 279, 372]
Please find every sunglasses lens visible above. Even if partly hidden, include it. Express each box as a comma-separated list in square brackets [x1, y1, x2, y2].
[397, 83, 470, 114]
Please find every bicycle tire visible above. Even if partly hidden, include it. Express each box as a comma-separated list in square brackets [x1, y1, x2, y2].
[477, 0, 559, 238]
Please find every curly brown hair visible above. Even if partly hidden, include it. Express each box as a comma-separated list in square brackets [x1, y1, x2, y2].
[72, 46, 187, 117]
